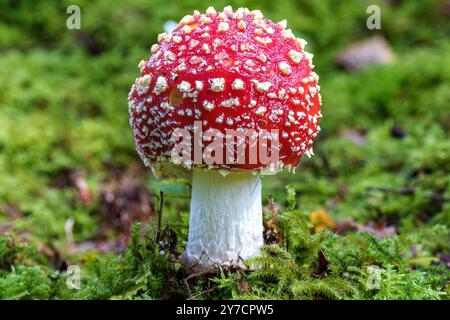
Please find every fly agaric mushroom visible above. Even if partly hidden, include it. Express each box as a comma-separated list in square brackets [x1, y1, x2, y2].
[128, 6, 322, 266]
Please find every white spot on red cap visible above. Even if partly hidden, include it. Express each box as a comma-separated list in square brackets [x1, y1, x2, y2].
[177, 81, 191, 92]
[153, 76, 168, 95]
[189, 56, 203, 65]
[278, 61, 292, 75]
[237, 21, 246, 30]
[179, 15, 195, 25]
[202, 43, 211, 53]
[138, 60, 146, 70]
[161, 102, 174, 110]
[217, 21, 230, 32]
[164, 51, 176, 61]
[209, 78, 225, 92]
[245, 60, 256, 68]
[181, 25, 191, 34]
[216, 113, 224, 123]
[195, 81, 204, 91]
[223, 5, 233, 14]
[220, 98, 240, 108]
[189, 39, 200, 48]
[255, 106, 267, 115]
[296, 38, 308, 50]
[255, 81, 272, 92]
[203, 100, 215, 111]
[288, 50, 302, 65]
[217, 12, 227, 20]
[172, 36, 182, 44]
[157, 33, 167, 43]
[251, 10, 264, 19]
[150, 44, 159, 53]
[281, 29, 295, 39]
[200, 15, 212, 24]
[232, 79, 245, 90]
[258, 54, 267, 63]
[206, 6, 217, 16]
[136, 74, 152, 95]
[278, 20, 287, 29]
[255, 36, 272, 45]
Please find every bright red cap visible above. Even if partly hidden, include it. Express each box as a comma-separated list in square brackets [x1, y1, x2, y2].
[129, 6, 322, 175]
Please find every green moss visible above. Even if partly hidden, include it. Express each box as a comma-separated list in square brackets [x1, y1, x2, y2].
[0, 189, 447, 300]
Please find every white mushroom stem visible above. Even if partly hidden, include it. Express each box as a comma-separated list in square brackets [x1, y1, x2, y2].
[184, 169, 264, 266]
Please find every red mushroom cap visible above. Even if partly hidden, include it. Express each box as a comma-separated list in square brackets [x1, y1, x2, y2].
[129, 6, 322, 175]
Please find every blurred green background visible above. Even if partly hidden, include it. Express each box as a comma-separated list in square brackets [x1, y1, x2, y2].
[0, 0, 449, 299]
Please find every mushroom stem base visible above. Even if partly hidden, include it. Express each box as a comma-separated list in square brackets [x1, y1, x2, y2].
[183, 169, 263, 266]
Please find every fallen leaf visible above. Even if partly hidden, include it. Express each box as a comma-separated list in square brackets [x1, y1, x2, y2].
[438, 253, 450, 268]
[0, 223, 13, 233]
[336, 36, 394, 71]
[158, 226, 179, 256]
[314, 250, 330, 278]
[343, 129, 366, 146]
[310, 209, 335, 233]
[236, 276, 252, 293]
[2, 204, 23, 219]
[70, 238, 128, 254]
[70, 171, 91, 205]
[99, 163, 154, 242]
[263, 196, 283, 244]
[336, 218, 396, 238]
[440, 1, 450, 17]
